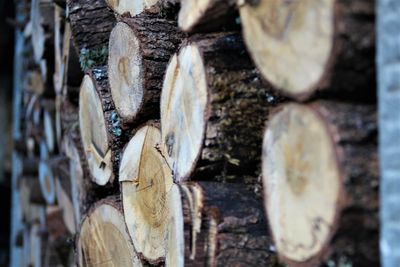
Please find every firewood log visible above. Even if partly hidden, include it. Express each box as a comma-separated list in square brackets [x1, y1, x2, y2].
[160, 33, 280, 182]
[78, 67, 124, 186]
[107, 10, 183, 125]
[119, 123, 177, 264]
[239, 0, 375, 101]
[76, 197, 142, 266]
[262, 101, 378, 266]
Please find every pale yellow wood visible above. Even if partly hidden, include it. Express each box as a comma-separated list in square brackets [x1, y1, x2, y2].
[262, 103, 340, 262]
[240, 0, 334, 95]
[106, 0, 159, 16]
[77, 202, 142, 267]
[120, 125, 180, 262]
[178, 0, 212, 31]
[79, 75, 113, 185]
[160, 45, 208, 182]
[108, 22, 143, 122]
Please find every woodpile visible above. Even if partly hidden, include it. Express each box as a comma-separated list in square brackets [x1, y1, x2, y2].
[11, 0, 378, 266]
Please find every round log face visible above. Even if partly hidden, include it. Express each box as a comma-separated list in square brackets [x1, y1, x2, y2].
[240, 0, 334, 97]
[108, 22, 144, 122]
[77, 202, 142, 267]
[160, 46, 208, 182]
[79, 75, 113, 185]
[119, 125, 178, 263]
[262, 104, 341, 263]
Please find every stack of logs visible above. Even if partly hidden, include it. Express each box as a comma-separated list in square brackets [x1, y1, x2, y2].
[13, 0, 379, 266]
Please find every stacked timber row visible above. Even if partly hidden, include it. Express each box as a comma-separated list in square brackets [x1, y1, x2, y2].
[238, 0, 378, 266]
[12, 0, 379, 266]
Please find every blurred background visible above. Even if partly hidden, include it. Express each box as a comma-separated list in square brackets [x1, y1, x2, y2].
[0, 0, 16, 265]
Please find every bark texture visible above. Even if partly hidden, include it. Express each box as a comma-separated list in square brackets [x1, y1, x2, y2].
[181, 182, 281, 267]
[67, 0, 116, 51]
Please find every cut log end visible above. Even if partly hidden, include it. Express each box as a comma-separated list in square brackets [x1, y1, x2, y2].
[240, 0, 334, 98]
[160, 46, 208, 182]
[108, 22, 144, 123]
[76, 199, 142, 267]
[120, 125, 178, 263]
[79, 74, 113, 186]
[262, 102, 378, 266]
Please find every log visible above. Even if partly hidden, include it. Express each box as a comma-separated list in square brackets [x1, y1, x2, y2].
[160, 33, 280, 182]
[79, 67, 124, 186]
[67, 0, 115, 51]
[55, 174, 76, 234]
[178, 182, 280, 267]
[39, 160, 56, 205]
[119, 124, 180, 264]
[262, 101, 379, 266]
[178, 0, 238, 32]
[76, 197, 142, 266]
[108, 11, 183, 125]
[239, 0, 375, 101]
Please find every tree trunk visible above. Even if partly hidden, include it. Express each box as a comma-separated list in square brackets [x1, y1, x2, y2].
[67, 0, 116, 51]
[262, 101, 379, 267]
[178, 182, 281, 267]
[239, 0, 375, 102]
[178, 0, 238, 32]
[108, 10, 183, 125]
[119, 123, 178, 264]
[76, 197, 142, 266]
[79, 66, 126, 186]
[160, 33, 281, 183]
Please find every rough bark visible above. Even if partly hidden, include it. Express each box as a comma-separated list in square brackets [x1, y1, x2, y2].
[108, 10, 183, 125]
[180, 182, 281, 267]
[262, 101, 378, 267]
[67, 0, 116, 51]
[240, 0, 376, 102]
[161, 33, 281, 183]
